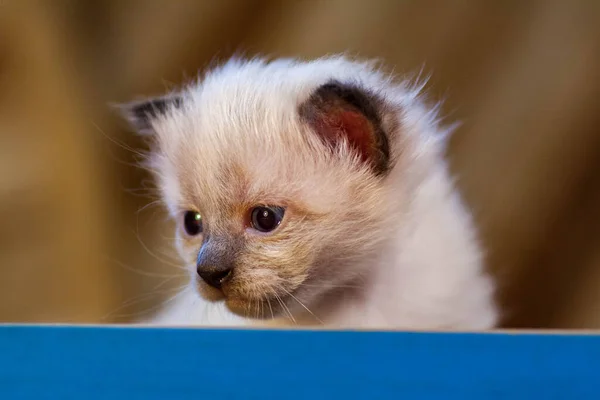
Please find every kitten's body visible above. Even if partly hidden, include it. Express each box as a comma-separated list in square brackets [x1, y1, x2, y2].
[122, 56, 497, 329]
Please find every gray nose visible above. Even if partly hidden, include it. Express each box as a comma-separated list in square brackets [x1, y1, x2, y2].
[196, 241, 234, 289]
[197, 265, 232, 289]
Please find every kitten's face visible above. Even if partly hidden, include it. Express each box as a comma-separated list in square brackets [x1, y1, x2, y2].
[122, 59, 395, 320]
[167, 124, 387, 319]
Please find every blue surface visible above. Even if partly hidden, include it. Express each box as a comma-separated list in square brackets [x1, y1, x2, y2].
[0, 326, 599, 399]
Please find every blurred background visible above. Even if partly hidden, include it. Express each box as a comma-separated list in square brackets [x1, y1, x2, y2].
[0, 0, 599, 328]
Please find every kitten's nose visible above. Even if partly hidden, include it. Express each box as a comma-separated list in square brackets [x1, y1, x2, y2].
[197, 265, 232, 289]
[196, 239, 236, 289]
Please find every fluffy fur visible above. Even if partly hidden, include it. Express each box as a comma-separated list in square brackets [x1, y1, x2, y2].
[121, 56, 498, 330]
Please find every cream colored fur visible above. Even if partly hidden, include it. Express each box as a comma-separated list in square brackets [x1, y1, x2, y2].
[132, 56, 498, 330]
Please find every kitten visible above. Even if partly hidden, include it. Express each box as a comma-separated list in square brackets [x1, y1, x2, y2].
[119, 56, 498, 329]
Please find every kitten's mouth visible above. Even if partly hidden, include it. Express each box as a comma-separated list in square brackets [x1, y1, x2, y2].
[194, 278, 293, 319]
[225, 296, 289, 319]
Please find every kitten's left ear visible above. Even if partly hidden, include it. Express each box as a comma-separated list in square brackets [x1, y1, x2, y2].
[115, 94, 183, 135]
[299, 80, 391, 176]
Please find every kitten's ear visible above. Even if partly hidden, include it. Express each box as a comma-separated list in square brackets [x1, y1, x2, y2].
[299, 81, 391, 176]
[115, 95, 183, 135]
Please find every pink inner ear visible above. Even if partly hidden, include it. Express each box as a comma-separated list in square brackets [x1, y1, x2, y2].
[314, 108, 375, 165]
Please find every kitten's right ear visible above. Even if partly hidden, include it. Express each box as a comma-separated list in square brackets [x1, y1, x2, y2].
[115, 95, 183, 135]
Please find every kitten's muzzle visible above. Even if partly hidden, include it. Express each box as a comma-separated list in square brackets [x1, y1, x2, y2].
[196, 238, 237, 289]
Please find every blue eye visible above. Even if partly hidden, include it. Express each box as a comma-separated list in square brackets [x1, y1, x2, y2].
[250, 206, 284, 233]
[183, 211, 203, 236]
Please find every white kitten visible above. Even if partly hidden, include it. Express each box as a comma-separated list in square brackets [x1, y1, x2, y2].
[120, 56, 498, 329]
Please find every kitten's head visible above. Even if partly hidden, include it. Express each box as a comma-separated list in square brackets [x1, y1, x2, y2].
[119, 57, 404, 320]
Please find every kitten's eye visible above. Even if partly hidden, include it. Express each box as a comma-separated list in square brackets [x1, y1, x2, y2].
[250, 206, 285, 233]
[183, 211, 203, 236]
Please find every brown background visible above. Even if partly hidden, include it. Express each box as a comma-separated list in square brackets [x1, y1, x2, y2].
[0, 0, 599, 328]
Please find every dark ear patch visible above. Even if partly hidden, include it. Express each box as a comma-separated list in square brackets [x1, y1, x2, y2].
[116, 95, 183, 135]
[298, 81, 390, 176]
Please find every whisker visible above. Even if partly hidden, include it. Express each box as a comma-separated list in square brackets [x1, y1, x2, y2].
[273, 295, 285, 319]
[149, 275, 182, 291]
[92, 121, 149, 159]
[132, 226, 188, 271]
[244, 301, 251, 319]
[159, 234, 179, 241]
[116, 286, 181, 311]
[273, 291, 295, 324]
[282, 288, 323, 325]
[104, 256, 186, 279]
[281, 300, 295, 324]
[107, 287, 189, 321]
[156, 248, 186, 264]
[137, 200, 163, 215]
[267, 297, 274, 320]
[101, 283, 188, 321]
[123, 187, 159, 199]
[300, 283, 362, 289]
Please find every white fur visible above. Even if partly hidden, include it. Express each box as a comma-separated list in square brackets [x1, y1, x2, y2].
[138, 56, 498, 330]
